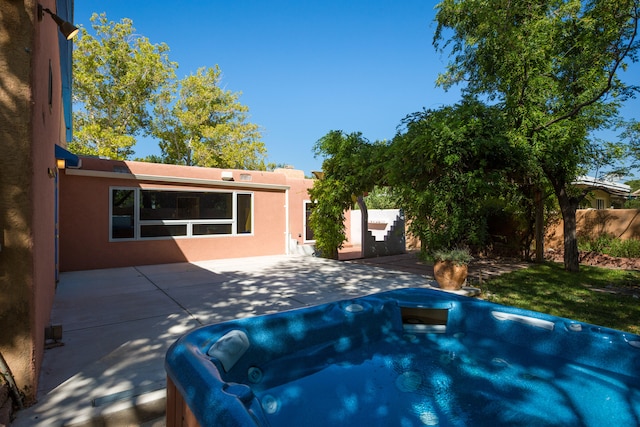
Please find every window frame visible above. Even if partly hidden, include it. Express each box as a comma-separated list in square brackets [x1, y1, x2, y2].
[303, 200, 316, 243]
[109, 187, 254, 242]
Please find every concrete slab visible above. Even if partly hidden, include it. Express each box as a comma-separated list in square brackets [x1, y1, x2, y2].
[51, 288, 183, 331]
[12, 253, 527, 427]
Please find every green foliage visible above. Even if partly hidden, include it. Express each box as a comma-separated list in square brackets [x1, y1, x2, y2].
[72, 13, 177, 159]
[73, 14, 266, 168]
[431, 248, 473, 266]
[388, 99, 523, 252]
[355, 186, 397, 210]
[624, 198, 640, 208]
[578, 234, 640, 258]
[607, 238, 640, 258]
[151, 67, 268, 169]
[618, 118, 640, 173]
[625, 179, 640, 192]
[480, 263, 640, 335]
[307, 178, 352, 259]
[308, 131, 386, 258]
[578, 234, 615, 253]
[434, 0, 640, 271]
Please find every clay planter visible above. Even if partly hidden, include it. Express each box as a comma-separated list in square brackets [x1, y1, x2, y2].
[433, 260, 468, 290]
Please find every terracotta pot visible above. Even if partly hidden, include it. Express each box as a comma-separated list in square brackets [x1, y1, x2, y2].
[433, 260, 468, 290]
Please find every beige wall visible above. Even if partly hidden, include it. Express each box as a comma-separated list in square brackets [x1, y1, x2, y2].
[59, 159, 316, 271]
[581, 189, 613, 209]
[284, 175, 315, 243]
[546, 209, 640, 249]
[0, 0, 60, 403]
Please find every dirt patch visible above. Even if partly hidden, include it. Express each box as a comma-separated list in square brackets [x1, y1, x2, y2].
[545, 250, 640, 271]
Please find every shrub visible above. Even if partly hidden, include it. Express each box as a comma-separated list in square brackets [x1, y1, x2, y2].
[578, 234, 640, 258]
[431, 248, 474, 266]
[607, 238, 640, 258]
[578, 234, 614, 253]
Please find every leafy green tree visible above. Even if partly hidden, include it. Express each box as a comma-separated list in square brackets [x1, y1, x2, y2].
[625, 179, 640, 192]
[307, 178, 353, 259]
[623, 157, 640, 207]
[622, 120, 640, 171]
[151, 67, 268, 169]
[434, 0, 639, 271]
[73, 14, 267, 168]
[72, 13, 177, 159]
[308, 131, 385, 258]
[361, 186, 397, 210]
[387, 99, 524, 254]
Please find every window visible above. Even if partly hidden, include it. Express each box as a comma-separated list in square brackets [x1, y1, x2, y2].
[596, 199, 605, 210]
[110, 188, 253, 240]
[304, 201, 315, 242]
[111, 189, 135, 239]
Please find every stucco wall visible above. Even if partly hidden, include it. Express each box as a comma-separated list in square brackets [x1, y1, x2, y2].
[350, 209, 403, 243]
[59, 159, 316, 271]
[283, 175, 315, 246]
[0, 0, 60, 403]
[545, 209, 640, 249]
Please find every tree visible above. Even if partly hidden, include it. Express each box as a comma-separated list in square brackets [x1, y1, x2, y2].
[73, 14, 267, 169]
[435, 0, 639, 271]
[387, 99, 525, 254]
[361, 186, 397, 210]
[626, 179, 640, 192]
[72, 13, 177, 159]
[308, 131, 385, 258]
[151, 67, 269, 169]
[622, 120, 640, 170]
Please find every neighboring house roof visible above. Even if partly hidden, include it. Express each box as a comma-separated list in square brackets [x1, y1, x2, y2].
[573, 176, 633, 198]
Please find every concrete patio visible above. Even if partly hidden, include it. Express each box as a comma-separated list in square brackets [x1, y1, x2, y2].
[12, 253, 528, 426]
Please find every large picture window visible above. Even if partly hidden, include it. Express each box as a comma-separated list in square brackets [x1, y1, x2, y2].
[110, 188, 253, 240]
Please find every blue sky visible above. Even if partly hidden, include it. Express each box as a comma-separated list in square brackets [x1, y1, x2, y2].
[73, 1, 638, 178]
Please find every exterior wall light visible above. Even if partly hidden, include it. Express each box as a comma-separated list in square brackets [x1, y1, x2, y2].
[37, 4, 79, 40]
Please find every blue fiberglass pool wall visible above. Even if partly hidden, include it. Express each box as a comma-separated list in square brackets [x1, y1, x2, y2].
[165, 288, 640, 426]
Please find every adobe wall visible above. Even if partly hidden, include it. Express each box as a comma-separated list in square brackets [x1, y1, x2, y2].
[0, 0, 60, 403]
[545, 209, 640, 249]
[59, 159, 316, 271]
[282, 174, 316, 246]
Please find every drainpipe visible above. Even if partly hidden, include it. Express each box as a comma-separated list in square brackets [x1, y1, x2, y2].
[0, 351, 23, 409]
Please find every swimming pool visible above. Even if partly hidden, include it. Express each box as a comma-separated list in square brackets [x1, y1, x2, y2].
[165, 288, 640, 426]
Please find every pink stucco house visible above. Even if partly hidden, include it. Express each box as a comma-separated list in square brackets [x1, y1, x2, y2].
[59, 158, 324, 271]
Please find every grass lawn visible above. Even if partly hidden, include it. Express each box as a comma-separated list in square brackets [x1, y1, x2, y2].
[478, 262, 640, 335]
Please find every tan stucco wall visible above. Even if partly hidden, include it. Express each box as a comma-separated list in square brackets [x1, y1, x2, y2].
[0, 0, 60, 403]
[285, 176, 315, 244]
[545, 209, 640, 249]
[59, 159, 317, 271]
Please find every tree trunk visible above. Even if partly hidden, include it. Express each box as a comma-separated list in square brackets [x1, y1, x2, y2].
[534, 187, 544, 263]
[357, 195, 371, 257]
[556, 188, 580, 272]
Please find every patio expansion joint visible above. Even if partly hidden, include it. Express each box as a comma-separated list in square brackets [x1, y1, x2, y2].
[134, 266, 204, 326]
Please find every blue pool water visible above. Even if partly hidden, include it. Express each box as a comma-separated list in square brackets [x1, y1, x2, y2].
[165, 288, 640, 426]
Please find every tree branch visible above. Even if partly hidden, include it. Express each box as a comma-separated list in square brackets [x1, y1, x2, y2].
[535, 6, 639, 132]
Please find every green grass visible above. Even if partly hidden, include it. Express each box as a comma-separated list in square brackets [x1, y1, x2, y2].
[478, 262, 640, 335]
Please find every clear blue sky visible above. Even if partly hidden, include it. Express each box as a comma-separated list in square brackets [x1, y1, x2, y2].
[73, 1, 638, 178]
